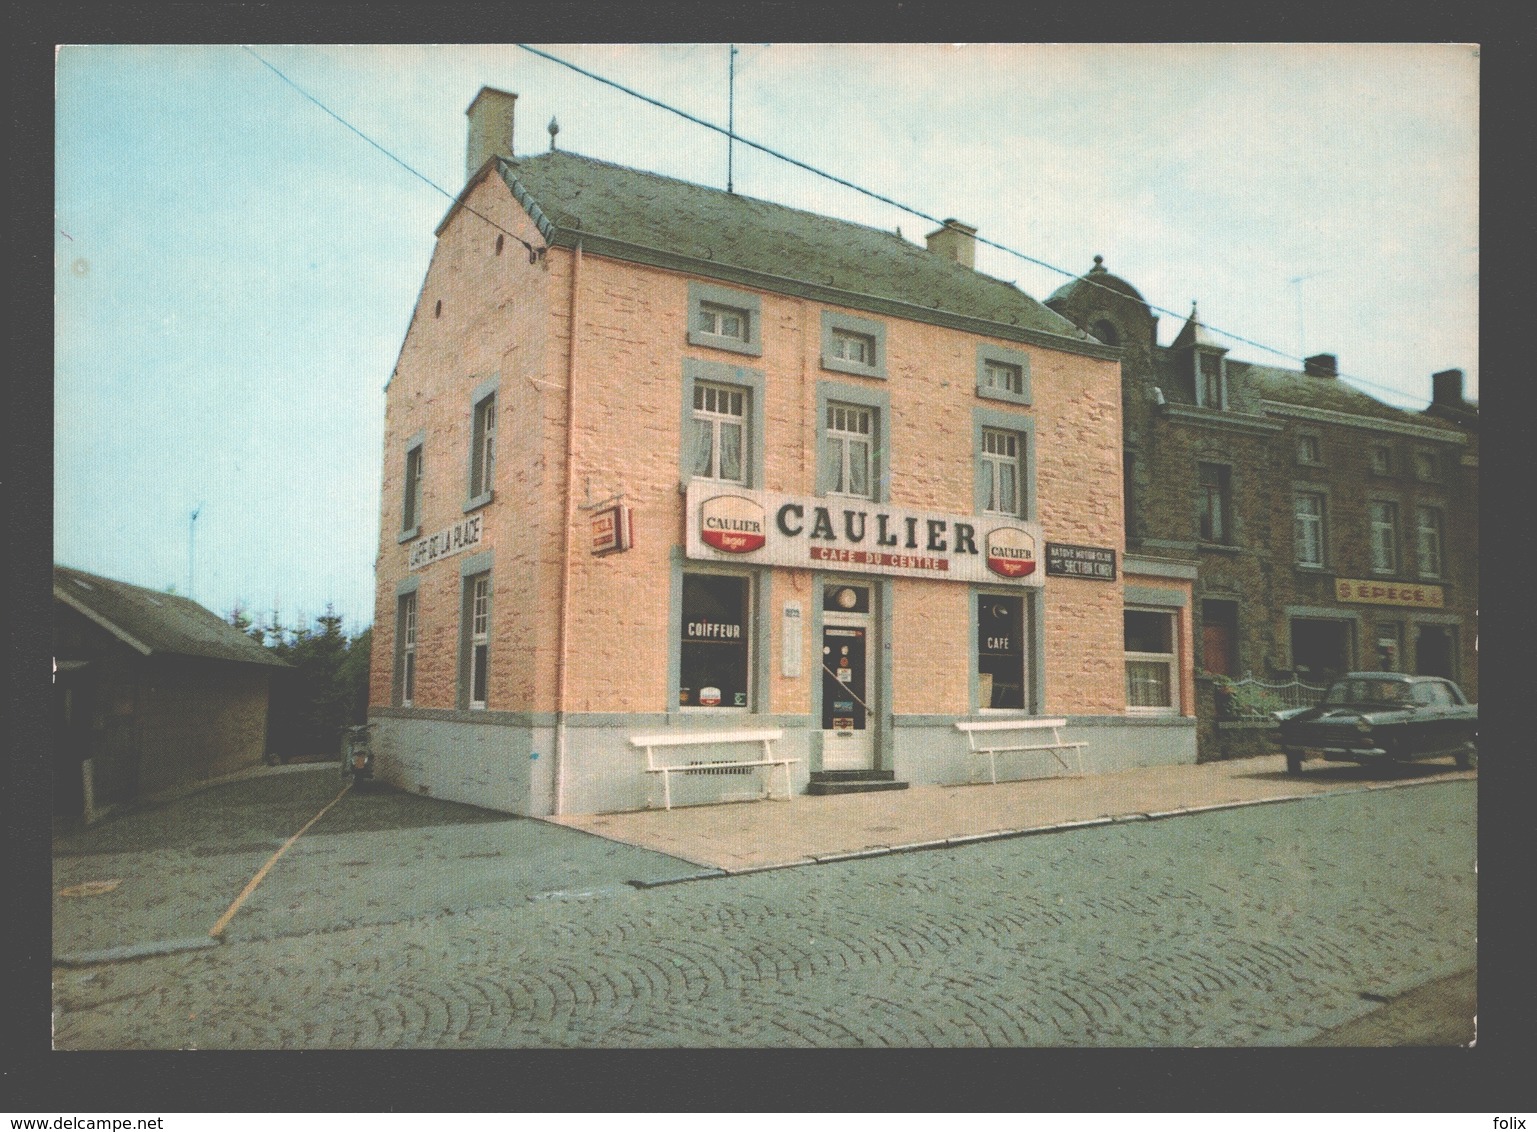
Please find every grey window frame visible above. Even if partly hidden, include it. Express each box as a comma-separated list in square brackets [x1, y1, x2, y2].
[464, 377, 498, 512]
[820, 310, 887, 379]
[399, 432, 425, 542]
[669, 558, 769, 716]
[975, 343, 1032, 407]
[680, 358, 765, 490]
[816, 380, 891, 502]
[457, 551, 494, 711]
[1369, 499, 1401, 575]
[971, 587, 1043, 714]
[687, 281, 763, 357]
[691, 381, 750, 486]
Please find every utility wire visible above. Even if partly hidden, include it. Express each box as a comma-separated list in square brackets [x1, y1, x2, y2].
[517, 43, 1457, 410]
[241, 45, 542, 262]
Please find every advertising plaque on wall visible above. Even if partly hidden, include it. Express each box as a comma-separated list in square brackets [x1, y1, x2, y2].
[1045, 542, 1117, 580]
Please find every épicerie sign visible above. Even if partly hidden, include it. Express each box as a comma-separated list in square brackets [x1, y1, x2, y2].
[686, 483, 1045, 586]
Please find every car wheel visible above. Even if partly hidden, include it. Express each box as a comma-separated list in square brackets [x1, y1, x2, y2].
[1455, 743, 1477, 770]
[1285, 751, 1303, 775]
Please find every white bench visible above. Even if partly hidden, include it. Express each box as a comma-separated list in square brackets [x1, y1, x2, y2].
[954, 718, 1088, 785]
[629, 729, 798, 810]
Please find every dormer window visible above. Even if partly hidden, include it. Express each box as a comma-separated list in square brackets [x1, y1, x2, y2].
[1196, 352, 1225, 410]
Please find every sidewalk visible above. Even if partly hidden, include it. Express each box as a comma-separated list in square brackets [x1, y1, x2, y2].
[550, 753, 1475, 875]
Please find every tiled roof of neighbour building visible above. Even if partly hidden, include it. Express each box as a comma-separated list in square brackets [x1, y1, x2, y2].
[485, 151, 1112, 356]
[54, 565, 288, 667]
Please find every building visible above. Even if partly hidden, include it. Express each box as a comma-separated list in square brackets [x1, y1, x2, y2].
[1045, 258, 1478, 757]
[53, 565, 288, 821]
[367, 87, 1200, 816]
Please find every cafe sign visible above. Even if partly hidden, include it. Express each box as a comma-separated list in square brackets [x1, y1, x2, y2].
[1334, 577, 1445, 608]
[686, 482, 1044, 586]
[1045, 542, 1117, 581]
[408, 514, 484, 571]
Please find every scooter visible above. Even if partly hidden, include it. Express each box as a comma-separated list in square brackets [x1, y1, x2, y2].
[341, 723, 375, 788]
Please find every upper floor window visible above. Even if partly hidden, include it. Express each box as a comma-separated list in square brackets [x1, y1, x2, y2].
[975, 344, 1032, 406]
[1196, 352, 1225, 409]
[698, 301, 748, 341]
[831, 329, 874, 366]
[692, 382, 748, 485]
[1296, 434, 1322, 466]
[824, 402, 874, 497]
[1369, 444, 1393, 476]
[979, 428, 1022, 516]
[1198, 462, 1232, 543]
[395, 591, 418, 708]
[1369, 501, 1400, 574]
[687, 281, 762, 357]
[401, 440, 424, 536]
[819, 311, 887, 379]
[983, 359, 1024, 396]
[1416, 505, 1444, 579]
[467, 391, 496, 506]
[464, 572, 491, 710]
[1413, 449, 1442, 482]
[1294, 491, 1327, 567]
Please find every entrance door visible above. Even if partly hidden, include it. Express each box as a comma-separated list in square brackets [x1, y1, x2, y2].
[1415, 625, 1454, 679]
[821, 588, 875, 771]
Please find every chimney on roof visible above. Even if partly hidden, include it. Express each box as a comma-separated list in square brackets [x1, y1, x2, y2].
[1432, 368, 1465, 406]
[466, 86, 518, 182]
[1303, 353, 1338, 378]
[926, 219, 978, 270]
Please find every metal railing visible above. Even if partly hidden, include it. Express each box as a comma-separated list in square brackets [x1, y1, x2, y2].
[1213, 674, 1326, 721]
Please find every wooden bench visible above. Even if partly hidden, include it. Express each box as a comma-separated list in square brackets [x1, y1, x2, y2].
[953, 718, 1088, 785]
[629, 729, 798, 810]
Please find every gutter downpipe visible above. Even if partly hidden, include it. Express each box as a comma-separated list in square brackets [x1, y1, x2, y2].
[552, 239, 582, 816]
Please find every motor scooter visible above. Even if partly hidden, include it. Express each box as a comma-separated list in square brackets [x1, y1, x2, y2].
[341, 723, 375, 788]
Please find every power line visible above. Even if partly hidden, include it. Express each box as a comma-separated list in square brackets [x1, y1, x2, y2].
[516, 43, 1454, 410]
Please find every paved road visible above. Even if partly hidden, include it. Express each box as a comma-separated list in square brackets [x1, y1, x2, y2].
[52, 779, 1475, 1048]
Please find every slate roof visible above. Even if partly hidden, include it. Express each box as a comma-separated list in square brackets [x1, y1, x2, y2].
[488, 150, 1106, 353]
[1230, 360, 1464, 434]
[54, 565, 288, 667]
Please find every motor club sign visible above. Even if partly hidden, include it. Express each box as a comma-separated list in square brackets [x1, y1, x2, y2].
[686, 482, 1045, 586]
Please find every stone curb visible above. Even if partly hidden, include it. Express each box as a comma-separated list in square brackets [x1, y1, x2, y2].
[54, 936, 220, 967]
[621, 774, 1468, 889]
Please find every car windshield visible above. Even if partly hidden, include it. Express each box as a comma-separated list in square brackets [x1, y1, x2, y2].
[1323, 678, 1409, 707]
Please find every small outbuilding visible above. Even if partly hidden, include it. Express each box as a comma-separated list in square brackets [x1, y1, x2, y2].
[53, 565, 288, 821]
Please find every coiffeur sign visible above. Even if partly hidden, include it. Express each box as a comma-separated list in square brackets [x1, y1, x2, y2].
[685, 483, 1045, 586]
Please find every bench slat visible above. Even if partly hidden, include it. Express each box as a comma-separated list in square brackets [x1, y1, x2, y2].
[954, 718, 1068, 732]
[630, 729, 784, 749]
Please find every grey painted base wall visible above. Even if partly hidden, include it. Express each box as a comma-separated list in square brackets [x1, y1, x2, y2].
[371, 709, 1197, 817]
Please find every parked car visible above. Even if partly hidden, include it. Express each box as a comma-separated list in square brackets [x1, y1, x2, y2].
[1275, 672, 1477, 775]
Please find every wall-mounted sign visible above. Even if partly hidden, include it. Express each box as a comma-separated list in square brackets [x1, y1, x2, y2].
[686, 483, 1045, 586]
[590, 503, 633, 556]
[1334, 578, 1445, 608]
[408, 514, 483, 571]
[1045, 542, 1117, 580]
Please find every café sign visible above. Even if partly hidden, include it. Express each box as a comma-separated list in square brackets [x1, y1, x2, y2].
[686, 483, 1044, 586]
[408, 514, 484, 571]
[1045, 542, 1117, 580]
[1334, 577, 1445, 608]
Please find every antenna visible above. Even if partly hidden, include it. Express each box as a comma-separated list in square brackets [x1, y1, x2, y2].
[1289, 271, 1327, 358]
[726, 45, 738, 193]
[188, 503, 203, 599]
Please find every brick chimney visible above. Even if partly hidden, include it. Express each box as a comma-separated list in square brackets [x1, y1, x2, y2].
[926, 219, 978, 269]
[466, 87, 518, 182]
[1432, 368, 1465, 406]
[1303, 353, 1338, 378]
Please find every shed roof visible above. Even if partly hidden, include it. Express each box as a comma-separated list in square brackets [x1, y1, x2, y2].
[485, 150, 1111, 356]
[54, 565, 288, 667]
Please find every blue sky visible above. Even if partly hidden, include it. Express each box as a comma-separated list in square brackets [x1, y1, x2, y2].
[54, 43, 1479, 633]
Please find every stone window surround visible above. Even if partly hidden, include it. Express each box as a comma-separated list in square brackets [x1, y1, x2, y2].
[398, 430, 426, 543]
[816, 380, 892, 502]
[975, 343, 1032, 407]
[457, 550, 494, 712]
[687, 280, 763, 357]
[680, 358, 766, 490]
[972, 405, 1038, 520]
[819, 309, 887, 380]
[464, 376, 499, 513]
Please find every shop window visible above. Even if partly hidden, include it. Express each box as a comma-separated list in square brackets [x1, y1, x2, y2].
[1369, 444, 1394, 476]
[692, 382, 749, 485]
[1125, 609, 1177, 714]
[820, 310, 887, 379]
[1294, 491, 1327, 567]
[977, 594, 1027, 710]
[687, 281, 762, 357]
[401, 439, 424, 538]
[1200, 599, 1239, 677]
[1369, 501, 1400, 574]
[1416, 505, 1444, 579]
[1197, 463, 1231, 543]
[679, 573, 751, 709]
[466, 388, 496, 509]
[976, 344, 1031, 406]
[822, 402, 875, 498]
[1291, 618, 1351, 683]
[461, 572, 492, 710]
[979, 428, 1023, 516]
[395, 591, 418, 706]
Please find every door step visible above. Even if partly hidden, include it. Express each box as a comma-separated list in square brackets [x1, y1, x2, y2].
[806, 771, 910, 796]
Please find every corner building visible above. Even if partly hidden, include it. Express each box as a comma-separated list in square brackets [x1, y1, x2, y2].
[369, 88, 1197, 815]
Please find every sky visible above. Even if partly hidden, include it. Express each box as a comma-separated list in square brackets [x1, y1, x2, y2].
[53, 43, 1479, 634]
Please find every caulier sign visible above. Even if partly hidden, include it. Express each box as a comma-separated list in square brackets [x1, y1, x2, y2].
[685, 482, 1045, 586]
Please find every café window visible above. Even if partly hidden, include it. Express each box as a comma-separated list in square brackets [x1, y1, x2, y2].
[679, 573, 751, 710]
[977, 594, 1027, 710]
[1125, 608, 1177, 714]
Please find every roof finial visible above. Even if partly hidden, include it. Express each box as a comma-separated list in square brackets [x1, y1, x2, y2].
[1091, 254, 1105, 272]
[547, 116, 560, 151]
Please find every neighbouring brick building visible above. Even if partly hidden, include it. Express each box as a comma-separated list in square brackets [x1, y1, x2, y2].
[1046, 257, 1478, 758]
[367, 87, 1199, 816]
[53, 565, 288, 821]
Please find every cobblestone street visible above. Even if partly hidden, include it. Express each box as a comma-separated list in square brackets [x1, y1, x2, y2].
[52, 779, 1476, 1048]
